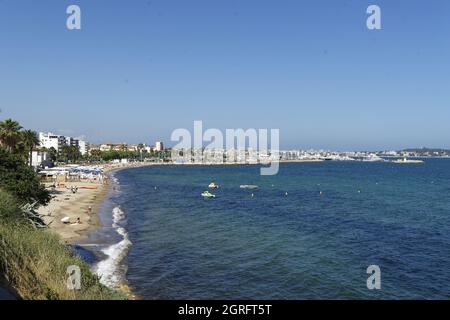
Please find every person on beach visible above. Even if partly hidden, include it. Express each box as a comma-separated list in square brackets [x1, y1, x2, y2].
[69, 186, 79, 194]
[76, 217, 82, 224]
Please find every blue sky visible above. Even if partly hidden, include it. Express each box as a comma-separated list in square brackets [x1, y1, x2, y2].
[0, 0, 449, 150]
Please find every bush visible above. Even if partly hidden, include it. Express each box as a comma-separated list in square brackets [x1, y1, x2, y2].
[0, 222, 126, 300]
[0, 189, 21, 222]
[0, 149, 50, 206]
[0, 190, 125, 300]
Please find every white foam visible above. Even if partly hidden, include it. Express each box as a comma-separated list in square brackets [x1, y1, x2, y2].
[112, 176, 120, 185]
[111, 174, 121, 192]
[94, 206, 132, 288]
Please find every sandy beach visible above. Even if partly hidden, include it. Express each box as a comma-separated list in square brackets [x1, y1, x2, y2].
[38, 162, 158, 243]
[39, 181, 110, 243]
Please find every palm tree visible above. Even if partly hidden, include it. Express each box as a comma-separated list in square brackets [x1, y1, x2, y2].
[0, 119, 23, 152]
[21, 129, 40, 166]
[60, 145, 81, 163]
[46, 147, 58, 162]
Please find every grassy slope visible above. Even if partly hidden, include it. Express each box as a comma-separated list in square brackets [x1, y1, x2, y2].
[0, 190, 125, 300]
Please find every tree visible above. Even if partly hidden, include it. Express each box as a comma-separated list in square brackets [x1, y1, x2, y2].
[59, 145, 81, 163]
[87, 149, 102, 162]
[21, 130, 40, 166]
[0, 189, 21, 221]
[47, 147, 58, 162]
[0, 119, 23, 152]
[0, 149, 50, 206]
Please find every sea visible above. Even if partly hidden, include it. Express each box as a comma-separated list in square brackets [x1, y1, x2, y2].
[81, 159, 450, 299]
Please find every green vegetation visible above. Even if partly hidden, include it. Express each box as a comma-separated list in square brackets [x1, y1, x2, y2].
[0, 119, 41, 163]
[0, 119, 23, 153]
[0, 190, 125, 300]
[0, 149, 50, 206]
[58, 144, 82, 163]
[0, 118, 125, 300]
[21, 129, 40, 167]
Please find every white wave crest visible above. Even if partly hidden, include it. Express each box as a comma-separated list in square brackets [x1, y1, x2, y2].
[95, 206, 132, 288]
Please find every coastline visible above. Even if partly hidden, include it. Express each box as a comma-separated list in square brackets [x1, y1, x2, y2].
[38, 162, 156, 299]
[39, 177, 110, 244]
[38, 160, 329, 243]
[38, 157, 425, 245]
[0, 284, 16, 300]
[39, 162, 158, 244]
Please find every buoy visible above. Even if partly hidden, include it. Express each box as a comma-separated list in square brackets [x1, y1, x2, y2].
[285, 192, 288, 196]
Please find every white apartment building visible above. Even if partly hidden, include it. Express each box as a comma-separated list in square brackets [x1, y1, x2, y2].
[39, 132, 89, 155]
[31, 150, 51, 168]
[78, 140, 88, 156]
[155, 141, 164, 152]
[39, 132, 60, 151]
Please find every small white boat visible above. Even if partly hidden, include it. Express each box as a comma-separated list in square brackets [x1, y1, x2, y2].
[208, 182, 219, 189]
[202, 191, 216, 198]
[391, 157, 424, 164]
[240, 185, 258, 189]
[362, 154, 385, 162]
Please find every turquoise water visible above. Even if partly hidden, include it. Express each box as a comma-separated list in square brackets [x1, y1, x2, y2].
[108, 160, 450, 299]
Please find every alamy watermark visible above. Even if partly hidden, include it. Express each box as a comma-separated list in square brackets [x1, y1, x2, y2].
[171, 121, 280, 175]
[65, 4, 381, 31]
[66, 265, 81, 290]
[367, 265, 381, 290]
[66, 5, 81, 30]
[367, 5, 382, 30]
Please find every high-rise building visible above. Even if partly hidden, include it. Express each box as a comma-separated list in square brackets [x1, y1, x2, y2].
[39, 132, 60, 151]
[155, 141, 164, 152]
[78, 140, 88, 156]
[39, 132, 89, 155]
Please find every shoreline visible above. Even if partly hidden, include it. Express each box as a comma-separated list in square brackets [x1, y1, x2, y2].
[39, 179, 109, 244]
[38, 162, 156, 299]
[39, 162, 158, 244]
[40, 156, 421, 243]
[0, 283, 17, 300]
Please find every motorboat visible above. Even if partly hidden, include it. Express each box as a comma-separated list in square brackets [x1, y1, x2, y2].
[208, 182, 219, 189]
[202, 191, 216, 198]
[240, 185, 258, 189]
[391, 157, 424, 164]
[362, 154, 385, 162]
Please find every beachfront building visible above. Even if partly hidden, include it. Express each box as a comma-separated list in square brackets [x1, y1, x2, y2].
[143, 145, 153, 153]
[68, 137, 79, 150]
[155, 141, 164, 152]
[130, 144, 154, 154]
[89, 144, 100, 152]
[39, 132, 60, 151]
[31, 149, 52, 169]
[78, 140, 88, 156]
[128, 144, 138, 152]
[39, 132, 89, 156]
[100, 143, 128, 152]
[100, 144, 111, 151]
